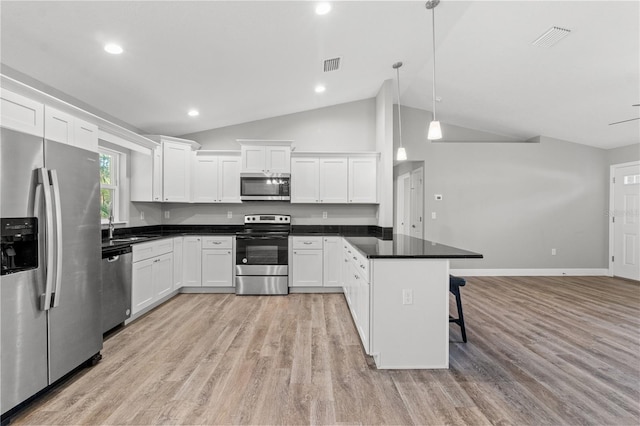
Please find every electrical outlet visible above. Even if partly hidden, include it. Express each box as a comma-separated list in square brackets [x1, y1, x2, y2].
[140, 211, 144, 220]
[227, 211, 232, 219]
[323, 211, 328, 219]
[551, 248, 557, 256]
[435, 194, 443, 200]
[402, 289, 413, 305]
[431, 212, 437, 219]
[164, 211, 170, 219]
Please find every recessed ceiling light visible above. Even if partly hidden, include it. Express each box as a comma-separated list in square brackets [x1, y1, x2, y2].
[104, 43, 123, 55]
[188, 109, 200, 117]
[315, 2, 331, 15]
[315, 85, 326, 93]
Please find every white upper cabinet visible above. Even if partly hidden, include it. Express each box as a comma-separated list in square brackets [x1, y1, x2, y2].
[131, 136, 200, 202]
[0, 89, 44, 137]
[348, 156, 378, 203]
[320, 157, 348, 203]
[44, 106, 74, 145]
[43, 106, 98, 152]
[291, 157, 319, 203]
[238, 140, 292, 174]
[162, 141, 192, 202]
[192, 152, 241, 203]
[73, 119, 99, 152]
[291, 153, 377, 204]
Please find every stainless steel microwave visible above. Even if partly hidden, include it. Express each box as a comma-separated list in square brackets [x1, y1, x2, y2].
[240, 173, 290, 201]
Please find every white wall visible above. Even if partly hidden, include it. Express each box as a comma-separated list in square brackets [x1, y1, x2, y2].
[183, 99, 376, 151]
[394, 105, 609, 270]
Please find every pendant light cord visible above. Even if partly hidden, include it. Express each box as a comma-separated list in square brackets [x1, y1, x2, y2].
[431, 5, 437, 121]
[395, 66, 403, 149]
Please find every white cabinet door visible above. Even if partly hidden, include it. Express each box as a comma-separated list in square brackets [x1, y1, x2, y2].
[218, 156, 241, 202]
[202, 249, 233, 287]
[132, 257, 155, 315]
[131, 146, 162, 202]
[183, 236, 202, 286]
[173, 237, 184, 290]
[348, 157, 377, 203]
[291, 249, 323, 287]
[193, 155, 219, 202]
[155, 253, 174, 299]
[291, 157, 319, 203]
[44, 106, 74, 146]
[0, 89, 44, 137]
[163, 141, 191, 202]
[320, 158, 348, 203]
[74, 119, 98, 152]
[266, 146, 291, 174]
[323, 237, 342, 287]
[241, 145, 266, 173]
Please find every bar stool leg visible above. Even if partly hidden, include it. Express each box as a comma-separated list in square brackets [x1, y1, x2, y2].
[454, 288, 467, 343]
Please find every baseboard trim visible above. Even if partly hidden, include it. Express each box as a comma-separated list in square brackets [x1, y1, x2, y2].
[449, 268, 609, 277]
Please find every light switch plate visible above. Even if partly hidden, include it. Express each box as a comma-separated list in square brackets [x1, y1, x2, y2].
[227, 211, 232, 219]
[164, 211, 170, 219]
[323, 211, 328, 219]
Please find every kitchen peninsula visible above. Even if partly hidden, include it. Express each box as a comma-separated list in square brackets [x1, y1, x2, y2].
[341, 234, 482, 369]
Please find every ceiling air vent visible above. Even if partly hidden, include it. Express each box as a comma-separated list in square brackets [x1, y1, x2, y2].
[323, 57, 342, 72]
[532, 26, 571, 48]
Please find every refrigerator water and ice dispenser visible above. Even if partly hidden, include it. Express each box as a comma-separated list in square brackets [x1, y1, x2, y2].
[1, 217, 38, 275]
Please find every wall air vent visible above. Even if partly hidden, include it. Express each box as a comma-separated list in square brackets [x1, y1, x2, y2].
[532, 26, 571, 48]
[323, 57, 342, 72]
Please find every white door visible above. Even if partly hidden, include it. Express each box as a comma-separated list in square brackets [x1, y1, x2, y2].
[163, 141, 191, 202]
[131, 258, 155, 315]
[348, 157, 377, 203]
[319, 158, 348, 203]
[613, 163, 640, 280]
[202, 249, 233, 287]
[183, 237, 202, 286]
[192, 155, 218, 202]
[241, 146, 266, 173]
[155, 253, 174, 298]
[291, 249, 323, 286]
[291, 157, 319, 203]
[410, 167, 424, 239]
[173, 237, 184, 290]
[266, 146, 291, 174]
[218, 156, 241, 202]
[323, 237, 342, 287]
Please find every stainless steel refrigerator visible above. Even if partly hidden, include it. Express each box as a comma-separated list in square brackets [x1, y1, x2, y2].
[1, 127, 102, 416]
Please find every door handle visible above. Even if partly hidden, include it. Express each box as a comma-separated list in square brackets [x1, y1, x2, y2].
[49, 169, 63, 308]
[37, 168, 54, 311]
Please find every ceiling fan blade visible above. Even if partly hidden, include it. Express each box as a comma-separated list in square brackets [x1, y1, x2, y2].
[608, 117, 640, 125]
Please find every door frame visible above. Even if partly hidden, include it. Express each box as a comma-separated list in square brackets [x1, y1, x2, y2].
[608, 160, 640, 277]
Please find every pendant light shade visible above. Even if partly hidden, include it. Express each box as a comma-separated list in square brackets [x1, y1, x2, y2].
[428, 120, 442, 140]
[426, 0, 443, 140]
[396, 147, 407, 161]
[393, 61, 407, 161]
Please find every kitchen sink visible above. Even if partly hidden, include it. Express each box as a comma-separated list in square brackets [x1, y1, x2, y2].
[105, 235, 158, 244]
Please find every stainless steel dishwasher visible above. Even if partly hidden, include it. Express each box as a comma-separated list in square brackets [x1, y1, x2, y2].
[101, 246, 132, 334]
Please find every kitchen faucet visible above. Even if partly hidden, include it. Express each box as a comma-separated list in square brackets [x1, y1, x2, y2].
[108, 209, 115, 240]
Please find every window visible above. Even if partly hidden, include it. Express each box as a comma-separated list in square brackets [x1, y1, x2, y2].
[99, 148, 119, 223]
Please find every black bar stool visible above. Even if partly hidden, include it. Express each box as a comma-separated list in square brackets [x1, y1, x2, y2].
[449, 275, 467, 342]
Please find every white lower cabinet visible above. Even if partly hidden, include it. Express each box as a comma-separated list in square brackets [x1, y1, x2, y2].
[201, 236, 234, 287]
[131, 240, 174, 316]
[342, 239, 371, 354]
[183, 236, 202, 286]
[323, 236, 342, 287]
[291, 236, 323, 287]
[173, 237, 184, 290]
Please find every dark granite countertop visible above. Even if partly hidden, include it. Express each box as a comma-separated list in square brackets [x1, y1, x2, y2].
[344, 235, 483, 259]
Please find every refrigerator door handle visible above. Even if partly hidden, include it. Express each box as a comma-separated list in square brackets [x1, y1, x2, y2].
[49, 169, 63, 308]
[38, 167, 54, 311]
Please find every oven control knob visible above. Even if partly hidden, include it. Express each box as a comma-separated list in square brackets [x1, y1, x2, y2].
[242, 258, 247, 264]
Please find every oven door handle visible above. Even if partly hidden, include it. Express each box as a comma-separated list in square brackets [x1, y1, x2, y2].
[236, 235, 289, 240]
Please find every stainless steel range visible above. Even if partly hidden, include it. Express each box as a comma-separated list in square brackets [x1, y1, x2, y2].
[235, 214, 290, 295]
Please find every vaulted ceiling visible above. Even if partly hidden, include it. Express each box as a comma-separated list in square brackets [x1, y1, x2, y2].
[1, 1, 638, 149]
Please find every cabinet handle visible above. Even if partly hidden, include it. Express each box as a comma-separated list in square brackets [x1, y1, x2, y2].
[353, 256, 357, 261]
[360, 264, 365, 269]
[354, 274, 359, 280]
[213, 241, 222, 244]
[303, 241, 312, 245]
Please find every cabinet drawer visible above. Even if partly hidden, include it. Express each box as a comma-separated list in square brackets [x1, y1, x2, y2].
[133, 238, 174, 262]
[292, 236, 323, 249]
[202, 236, 233, 249]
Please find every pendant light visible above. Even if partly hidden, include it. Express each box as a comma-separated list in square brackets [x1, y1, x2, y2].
[393, 62, 407, 161]
[426, 0, 442, 140]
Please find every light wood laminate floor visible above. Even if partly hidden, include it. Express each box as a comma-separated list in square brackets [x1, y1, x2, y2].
[10, 276, 640, 425]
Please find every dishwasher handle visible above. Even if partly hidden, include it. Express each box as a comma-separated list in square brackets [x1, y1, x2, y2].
[107, 255, 120, 262]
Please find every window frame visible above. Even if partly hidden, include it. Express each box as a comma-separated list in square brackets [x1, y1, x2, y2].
[99, 147, 120, 224]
